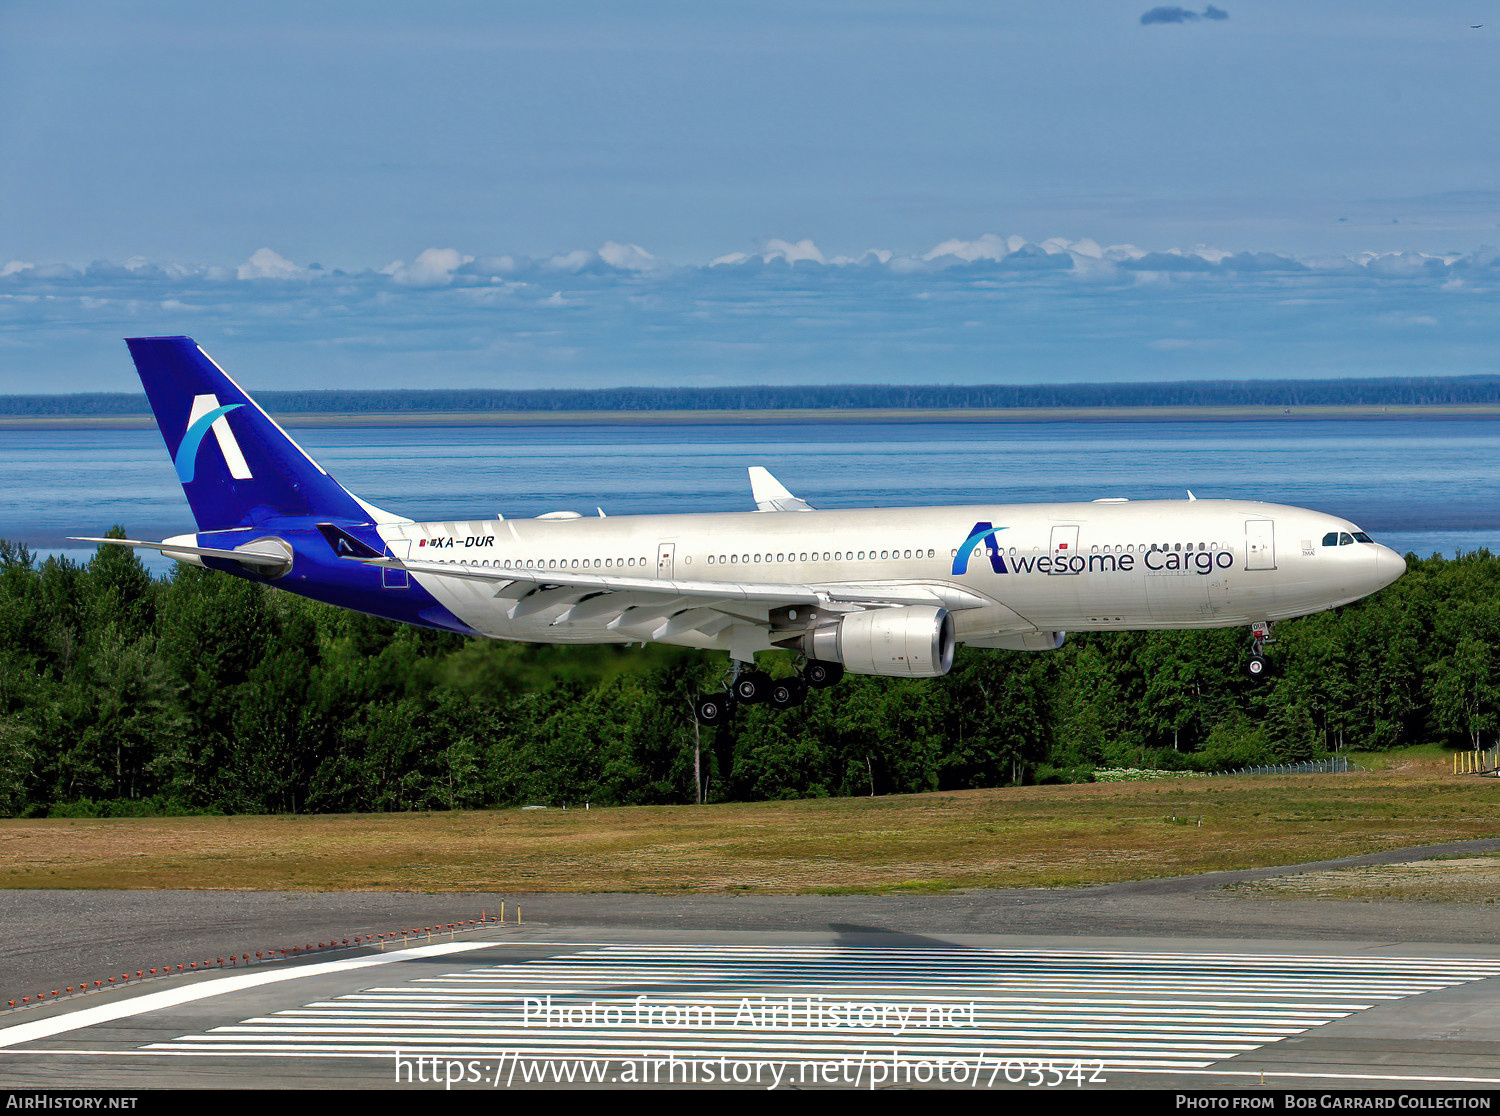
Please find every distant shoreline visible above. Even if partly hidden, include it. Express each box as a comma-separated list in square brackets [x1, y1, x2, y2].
[6, 403, 1500, 430]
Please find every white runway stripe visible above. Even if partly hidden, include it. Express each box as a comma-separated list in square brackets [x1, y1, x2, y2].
[145, 943, 1500, 1071]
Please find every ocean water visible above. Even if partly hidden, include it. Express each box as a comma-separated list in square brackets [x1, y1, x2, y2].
[3, 418, 1499, 576]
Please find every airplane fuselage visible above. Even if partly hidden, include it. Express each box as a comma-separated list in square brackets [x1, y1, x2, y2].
[355, 497, 1404, 652]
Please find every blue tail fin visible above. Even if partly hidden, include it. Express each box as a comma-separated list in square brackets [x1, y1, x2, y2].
[127, 336, 375, 532]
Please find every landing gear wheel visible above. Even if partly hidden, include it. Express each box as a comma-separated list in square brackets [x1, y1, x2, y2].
[802, 660, 844, 689]
[1245, 621, 1274, 682]
[732, 669, 773, 705]
[694, 694, 734, 726]
[769, 677, 808, 710]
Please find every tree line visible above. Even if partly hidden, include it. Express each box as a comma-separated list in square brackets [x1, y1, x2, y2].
[8, 376, 1500, 416]
[0, 535, 1494, 817]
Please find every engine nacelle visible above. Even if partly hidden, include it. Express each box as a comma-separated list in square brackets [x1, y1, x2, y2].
[792, 605, 956, 677]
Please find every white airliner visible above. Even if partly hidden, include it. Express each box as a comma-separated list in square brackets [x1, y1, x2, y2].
[78, 337, 1406, 724]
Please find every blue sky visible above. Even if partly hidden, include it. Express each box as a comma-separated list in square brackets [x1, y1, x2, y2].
[2, 2, 1498, 391]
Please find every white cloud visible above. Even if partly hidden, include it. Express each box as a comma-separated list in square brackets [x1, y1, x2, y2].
[829, 248, 893, 266]
[598, 241, 657, 271]
[1361, 251, 1445, 277]
[237, 248, 303, 280]
[762, 238, 825, 265]
[545, 249, 596, 272]
[1187, 245, 1232, 263]
[380, 247, 474, 286]
[923, 234, 1010, 263]
[468, 254, 519, 277]
[10, 235, 1500, 395]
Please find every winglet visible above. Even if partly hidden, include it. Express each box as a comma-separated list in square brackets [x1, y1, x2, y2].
[748, 466, 813, 512]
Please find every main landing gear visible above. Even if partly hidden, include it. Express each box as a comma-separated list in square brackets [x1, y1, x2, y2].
[693, 658, 845, 725]
[1246, 620, 1274, 680]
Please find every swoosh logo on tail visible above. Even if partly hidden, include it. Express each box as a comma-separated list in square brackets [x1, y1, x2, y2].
[174, 404, 244, 484]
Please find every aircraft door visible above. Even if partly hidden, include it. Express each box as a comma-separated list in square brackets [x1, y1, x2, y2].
[1049, 525, 1080, 574]
[1245, 520, 1276, 570]
[657, 542, 675, 579]
[1207, 543, 1232, 617]
[383, 540, 410, 589]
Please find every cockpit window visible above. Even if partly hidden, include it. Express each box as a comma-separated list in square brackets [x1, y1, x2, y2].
[1322, 532, 1338, 546]
[1338, 532, 1354, 545]
[1352, 532, 1373, 543]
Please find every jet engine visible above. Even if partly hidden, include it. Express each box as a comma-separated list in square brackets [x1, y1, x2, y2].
[784, 605, 956, 678]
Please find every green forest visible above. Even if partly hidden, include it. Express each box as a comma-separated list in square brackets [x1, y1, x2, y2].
[1, 535, 1496, 818]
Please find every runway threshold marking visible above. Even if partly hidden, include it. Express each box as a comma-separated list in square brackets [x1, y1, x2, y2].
[0, 940, 494, 1051]
[125, 944, 1500, 1072]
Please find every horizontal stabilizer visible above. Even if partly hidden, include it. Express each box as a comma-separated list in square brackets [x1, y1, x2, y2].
[69, 536, 291, 569]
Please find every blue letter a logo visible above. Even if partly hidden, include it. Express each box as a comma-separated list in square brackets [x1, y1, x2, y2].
[953, 522, 1008, 575]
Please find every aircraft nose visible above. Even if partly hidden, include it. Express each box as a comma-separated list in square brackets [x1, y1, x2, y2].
[1374, 544, 1406, 589]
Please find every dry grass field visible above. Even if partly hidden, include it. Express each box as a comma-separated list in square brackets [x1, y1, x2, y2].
[2, 761, 1495, 894]
[1225, 855, 1500, 904]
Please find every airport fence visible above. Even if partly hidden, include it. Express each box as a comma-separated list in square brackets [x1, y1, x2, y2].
[1215, 757, 1362, 777]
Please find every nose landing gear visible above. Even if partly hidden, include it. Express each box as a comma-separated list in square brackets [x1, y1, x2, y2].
[1245, 620, 1274, 680]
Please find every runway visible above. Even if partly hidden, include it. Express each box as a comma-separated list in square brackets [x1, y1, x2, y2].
[6, 843, 1500, 1091]
[4, 929, 1500, 1090]
[7, 836, 1500, 1017]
